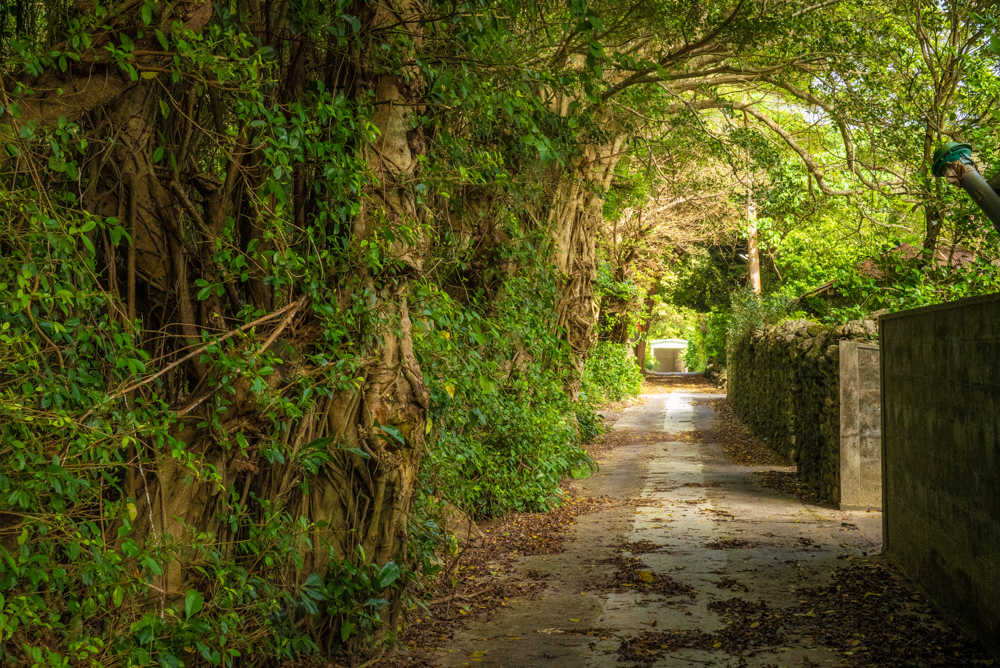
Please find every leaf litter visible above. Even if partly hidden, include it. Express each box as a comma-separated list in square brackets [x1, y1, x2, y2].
[379, 375, 994, 668]
[787, 559, 994, 667]
[594, 553, 696, 598]
[756, 469, 827, 506]
[710, 397, 790, 466]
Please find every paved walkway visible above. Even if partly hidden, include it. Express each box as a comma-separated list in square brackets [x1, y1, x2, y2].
[422, 385, 883, 667]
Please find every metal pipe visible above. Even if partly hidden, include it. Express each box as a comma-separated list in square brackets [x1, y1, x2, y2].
[932, 142, 1000, 236]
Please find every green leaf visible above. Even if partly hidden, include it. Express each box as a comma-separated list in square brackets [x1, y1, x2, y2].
[478, 375, 499, 394]
[340, 620, 355, 641]
[185, 589, 204, 618]
[158, 651, 182, 668]
[379, 425, 404, 444]
[113, 585, 124, 607]
[302, 436, 334, 450]
[378, 561, 400, 587]
[141, 2, 152, 25]
[141, 555, 162, 575]
[121, 539, 140, 557]
[344, 447, 370, 460]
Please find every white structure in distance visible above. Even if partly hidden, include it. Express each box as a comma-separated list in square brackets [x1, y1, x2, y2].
[648, 338, 688, 372]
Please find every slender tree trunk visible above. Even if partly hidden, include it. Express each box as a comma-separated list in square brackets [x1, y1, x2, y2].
[748, 199, 761, 294]
[921, 121, 942, 258]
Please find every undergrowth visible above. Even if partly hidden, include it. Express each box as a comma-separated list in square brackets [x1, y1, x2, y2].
[582, 341, 644, 402]
[413, 249, 596, 519]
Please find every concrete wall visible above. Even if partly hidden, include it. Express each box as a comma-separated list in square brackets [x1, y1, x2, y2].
[880, 293, 1000, 658]
[654, 348, 682, 372]
[839, 342, 881, 510]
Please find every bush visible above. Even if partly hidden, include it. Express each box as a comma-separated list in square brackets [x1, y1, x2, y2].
[684, 309, 729, 371]
[729, 287, 788, 343]
[683, 338, 702, 371]
[583, 342, 644, 402]
[413, 255, 595, 519]
[575, 404, 606, 443]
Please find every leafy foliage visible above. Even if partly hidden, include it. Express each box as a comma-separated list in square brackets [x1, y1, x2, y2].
[729, 288, 789, 344]
[583, 342, 644, 403]
[413, 248, 594, 518]
[683, 309, 731, 371]
[820, 238, 1000, 322]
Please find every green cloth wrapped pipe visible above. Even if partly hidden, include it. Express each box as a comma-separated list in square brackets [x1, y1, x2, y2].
[932, 142, 1000, 236]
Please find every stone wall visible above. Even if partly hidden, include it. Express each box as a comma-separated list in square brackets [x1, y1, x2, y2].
[880, 294, 1000, 658]
[729, 319, 878, 504]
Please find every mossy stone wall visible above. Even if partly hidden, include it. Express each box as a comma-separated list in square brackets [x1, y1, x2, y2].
[728, 319, 878, 504]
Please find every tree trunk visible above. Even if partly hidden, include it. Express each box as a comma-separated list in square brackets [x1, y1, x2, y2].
[748, 201, 761, 294]
[549, 136, 625, 396]
[65, 0, 432, 646]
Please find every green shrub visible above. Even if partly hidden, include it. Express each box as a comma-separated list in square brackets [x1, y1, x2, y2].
[729, 287, 788, 343]
[583, 342, 644, 402]
[683, 339, 702, 371]
[575, 404, 606, 443]
[413, 253, 595, 519]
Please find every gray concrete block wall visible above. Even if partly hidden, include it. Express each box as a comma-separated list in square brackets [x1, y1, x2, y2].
[839, 342, 882, 510]
[881, 293, 1000, 658]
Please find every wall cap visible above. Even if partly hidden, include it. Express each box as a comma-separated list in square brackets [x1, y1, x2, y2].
[878, 292, 1000, 322]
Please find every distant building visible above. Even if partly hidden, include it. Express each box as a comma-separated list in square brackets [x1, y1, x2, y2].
[649, 338, 688, 372]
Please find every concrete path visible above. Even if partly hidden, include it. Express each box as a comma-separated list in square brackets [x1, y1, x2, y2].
[421, 387, 882, 667]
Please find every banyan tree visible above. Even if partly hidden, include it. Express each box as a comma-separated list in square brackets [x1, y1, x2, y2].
[0, 0, 870, 662]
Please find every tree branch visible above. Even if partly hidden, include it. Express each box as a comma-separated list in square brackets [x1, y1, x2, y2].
[601, 0, 748, 102]
[735, 103, 854, 197]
